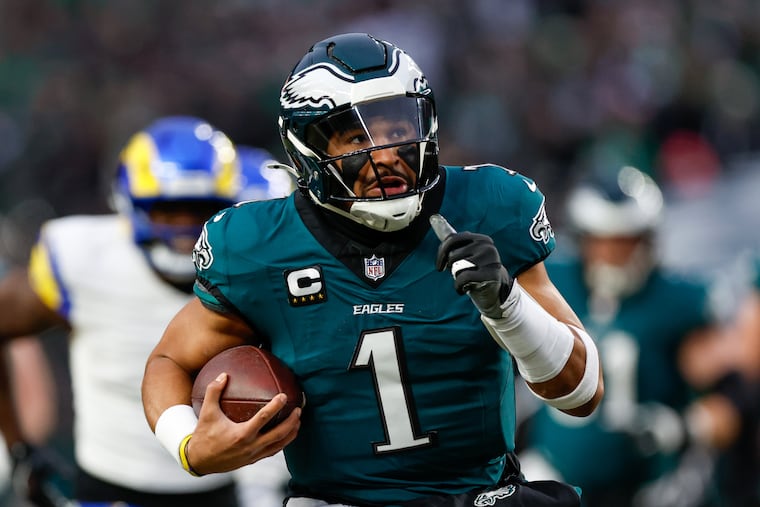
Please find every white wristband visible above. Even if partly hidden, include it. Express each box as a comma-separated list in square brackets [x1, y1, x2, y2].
[154, 404, 199, 466]
[480, 281, 575, 383]
[536, 326, 600, 410]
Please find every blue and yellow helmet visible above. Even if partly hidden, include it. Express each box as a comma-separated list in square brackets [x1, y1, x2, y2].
[112, 115, 241, 245]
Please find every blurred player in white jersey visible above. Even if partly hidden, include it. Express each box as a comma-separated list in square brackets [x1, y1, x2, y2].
[0, 116, 286, 507]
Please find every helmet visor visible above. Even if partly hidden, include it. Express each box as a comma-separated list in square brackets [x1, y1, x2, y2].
[305, 96, 437, 201]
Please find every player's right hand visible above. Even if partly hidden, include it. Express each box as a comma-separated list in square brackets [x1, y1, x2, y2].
[431, 214, 514, 319]
[187, 372, 301, 475]
[11, 442, 72, 507]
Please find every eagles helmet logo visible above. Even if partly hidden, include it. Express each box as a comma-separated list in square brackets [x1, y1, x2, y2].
[280, 44, 427, 112]
[280, 64, 355, 110]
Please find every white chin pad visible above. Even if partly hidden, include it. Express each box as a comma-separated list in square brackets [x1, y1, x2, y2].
[349, 194, 422, 232]
[146, 243, 196, 283]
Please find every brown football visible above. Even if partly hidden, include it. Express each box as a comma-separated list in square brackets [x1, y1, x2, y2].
[191, 345, 304, 430]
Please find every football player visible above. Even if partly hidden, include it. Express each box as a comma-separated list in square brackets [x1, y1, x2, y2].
[517, 166, 741, 507]
[0, 116, 250, 507]
[142, 33, 603, 507]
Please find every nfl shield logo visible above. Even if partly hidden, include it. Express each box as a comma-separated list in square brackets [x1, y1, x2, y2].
[364, 255, 386, 281]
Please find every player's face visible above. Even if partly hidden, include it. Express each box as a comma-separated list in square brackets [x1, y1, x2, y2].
[149, 201, 220, 254]
[325, 117, 418, 199]
[581, 235, 645, 267]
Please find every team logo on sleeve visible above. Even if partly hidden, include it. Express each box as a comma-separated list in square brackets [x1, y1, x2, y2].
[529, 198, 554, 244]
[193, 223, 214, 271]
[363, 255, 386, 281]
[285, 266, 328, 307]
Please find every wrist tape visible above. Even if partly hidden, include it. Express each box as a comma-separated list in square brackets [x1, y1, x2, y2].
[534, 327, 600, 410]
[480, 281, 575, 383]
[481, 281, 600, 409]
[155, 404, 199, 473]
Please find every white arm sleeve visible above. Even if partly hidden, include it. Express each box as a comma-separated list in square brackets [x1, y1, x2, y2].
[480, 281, 600, 409]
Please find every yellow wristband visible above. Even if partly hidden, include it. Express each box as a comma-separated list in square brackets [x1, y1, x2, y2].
[179, 434, 201, 477]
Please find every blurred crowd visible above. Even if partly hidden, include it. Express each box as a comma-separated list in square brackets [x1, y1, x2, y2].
[2, 0, 760, 230]
[2, 0, 760, 505]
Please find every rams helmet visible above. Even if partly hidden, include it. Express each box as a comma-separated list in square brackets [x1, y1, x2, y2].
[112, 116, 241, 284]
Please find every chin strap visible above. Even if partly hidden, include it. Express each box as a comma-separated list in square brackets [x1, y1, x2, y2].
[350, 194, 423, 232]
[312, 192, 424, 232]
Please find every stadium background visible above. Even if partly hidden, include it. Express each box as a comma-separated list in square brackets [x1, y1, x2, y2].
[1, 0, 760, 500]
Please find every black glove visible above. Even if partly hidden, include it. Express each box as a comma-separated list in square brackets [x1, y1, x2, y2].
[11, 442, 73, 507]
[434, 224, 514, 319]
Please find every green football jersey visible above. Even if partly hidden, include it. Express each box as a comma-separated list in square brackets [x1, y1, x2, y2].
[524, 257, 712, 493]
[193, 165, 555, 504]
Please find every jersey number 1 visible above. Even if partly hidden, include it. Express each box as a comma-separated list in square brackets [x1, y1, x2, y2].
[350, 327, 435, 454]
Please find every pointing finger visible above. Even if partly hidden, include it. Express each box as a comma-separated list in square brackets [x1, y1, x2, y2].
[429, 214, 457, 242]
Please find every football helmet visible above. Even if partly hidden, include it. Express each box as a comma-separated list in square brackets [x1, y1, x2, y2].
[567, 165, 663, 237]
[278, 33, 440, 232]
[567, 166, 664, 301]
[236, 145, 296, 201]
[112, 116, 241, 284]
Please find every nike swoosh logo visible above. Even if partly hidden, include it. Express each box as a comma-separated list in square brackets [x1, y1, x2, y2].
[524, 180, 537, 192]
[213, 211, 227, 222]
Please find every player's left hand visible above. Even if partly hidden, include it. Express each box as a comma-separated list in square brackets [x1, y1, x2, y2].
[432, 214, 513, 319]
[187, 373, 301, 475]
